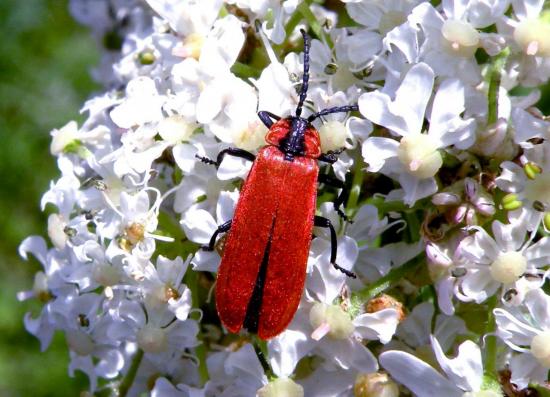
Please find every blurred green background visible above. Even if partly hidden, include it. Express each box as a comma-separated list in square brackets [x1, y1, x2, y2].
[0, 0, 97, 395]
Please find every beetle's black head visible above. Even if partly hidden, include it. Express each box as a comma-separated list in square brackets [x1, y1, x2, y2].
[259, 29, 359, 160]
[279, 116, 309, 160]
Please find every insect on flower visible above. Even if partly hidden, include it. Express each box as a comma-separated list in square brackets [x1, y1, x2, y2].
[197, 29, 359, 340]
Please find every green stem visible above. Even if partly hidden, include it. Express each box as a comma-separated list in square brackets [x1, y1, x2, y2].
[184, 269, 209, 384]
[351, 253, 424, 305]
[231, 62, 262, 79]
[195, 343, 209, 384]
[296, 1, 333, 47]
[118, 349, 144, 397]
[484, 295, 498, 376]
[487, 48, 510, 125]
[346, 150, 365, 218]
[366, 196, 410, 214]
[404, 210, 421, 243]
[284, 7, 303, 39]
[253, 338, 275, 380]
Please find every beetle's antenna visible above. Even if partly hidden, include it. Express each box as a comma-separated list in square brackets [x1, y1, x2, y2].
[307, 104, 359, 122]
[295, 29, 310, 118]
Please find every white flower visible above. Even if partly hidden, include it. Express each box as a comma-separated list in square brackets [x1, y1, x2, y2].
[456, 210, 550, 303]
[380, 336, 485, 397]
[110, 77, 165, 129]
[346, 0, 422, 65]
[494, 288, 550, 388]
[360, 63, 475, 205]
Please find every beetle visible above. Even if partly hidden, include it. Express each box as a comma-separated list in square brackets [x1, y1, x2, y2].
[197, 29, 358, 339]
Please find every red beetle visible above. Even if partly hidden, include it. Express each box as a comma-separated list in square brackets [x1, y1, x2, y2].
[198, 30, 358, 339]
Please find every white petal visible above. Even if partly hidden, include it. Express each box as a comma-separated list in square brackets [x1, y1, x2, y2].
[380, 351, 462, 397]
[459, 229, 499, 265]
[525, 289, 550, 328]
[173, 143, 198, 174]
[268, 327, 312, 377]
[459, 268, 497, 303]
[494, 308, 539, 347]
[361, 137, 399, 172]
[224, 344, 266, 385]
[398, 173, 438, 206]
[512, 107, 550, 144]
[430, 336, 483, 392]
[523, 236, 550, 267]
[199, 15, 245, 75]
[393, 63, 435, 136]
[181, 208, 217, 244]
[397, 301, 434, 347]
[384, 22, 419, 63]
[19, 236, 48, 266]
[492, 219, 527, 252]
[429, 79, 464, 137]
[354, 308, 400, 344]
[509, 351, 547, 389]
[216, 190, 239, 224]
[254, 62, 294, 117]
[359, 92, 408, 136]
[512, 0, 544, 19]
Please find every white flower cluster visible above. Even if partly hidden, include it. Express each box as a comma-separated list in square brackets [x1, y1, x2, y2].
[19, 0, 550, 396]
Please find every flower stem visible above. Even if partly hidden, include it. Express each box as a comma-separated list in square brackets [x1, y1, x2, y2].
[231, 62, 262, 79]
[366, 196, 410, 214]
[118, 348, 144, 397]
[184, 269, 209, 384]
[484, 295, 498, 375]
[487, 48, 510, 125]
[351, 253, 424, 307]
[297, 1, 333, 47]
[346, 151, 365, 218]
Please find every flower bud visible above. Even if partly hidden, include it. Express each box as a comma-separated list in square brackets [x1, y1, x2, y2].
[366, 295, 406, 322]
[48, 214, 68, 250]
[354, 372, 399, 397]
[524, 162, 542, 180]
[324, 63, 338, 75]
[50, 121, 79, 156]
[33, 271, 51, 302]
[501, 193, 522, 211]
[138, 50, 156, 65]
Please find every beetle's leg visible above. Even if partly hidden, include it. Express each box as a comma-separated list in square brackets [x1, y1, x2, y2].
[196, 148, 256, 168]
[201, 220, 232, 251]
[318, 174, 352, 223]
[257, 111, 281, 128]
[318, 148, 343, 164]
[314, 216, 357, 278]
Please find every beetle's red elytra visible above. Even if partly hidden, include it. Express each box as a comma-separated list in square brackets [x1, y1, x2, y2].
[197, 29, 359, 339]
